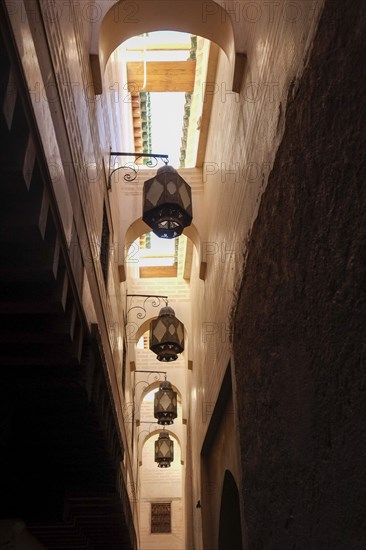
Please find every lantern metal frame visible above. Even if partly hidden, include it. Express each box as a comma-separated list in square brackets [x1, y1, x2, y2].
[142, 164, 193, 239]
[108, 150, 169, 189]
[125, 294, 184, 362]
[154, 430, 174, 468]
[108, 150, 193, 239]
[149, 306, 184, 362]
[154, 376, 178, 425]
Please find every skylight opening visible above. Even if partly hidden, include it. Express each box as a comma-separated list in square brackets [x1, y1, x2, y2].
[150, 92, 186, 167]
[126, 231, 192, 280]
[118, 30, 204, 169]
[138, 232, 179, 278]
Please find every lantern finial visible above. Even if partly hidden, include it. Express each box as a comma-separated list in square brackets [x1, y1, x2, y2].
[155, 431, 174, 468]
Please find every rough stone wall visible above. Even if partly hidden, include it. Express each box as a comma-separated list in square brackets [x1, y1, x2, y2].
[233, 1, 366, 549]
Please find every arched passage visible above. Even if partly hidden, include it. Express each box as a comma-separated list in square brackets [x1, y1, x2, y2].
[125, 218, 202, 263]
[135, 373, 186, 454]
[96, 0, 237, 92]
[142, 427, 181, 447]
[218, 470, 243, 550]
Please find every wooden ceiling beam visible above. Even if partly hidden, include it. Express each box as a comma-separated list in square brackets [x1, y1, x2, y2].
[127, 60, 196, 92]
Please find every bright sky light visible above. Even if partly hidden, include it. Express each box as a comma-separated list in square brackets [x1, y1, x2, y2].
[150, 92, 185, 167]
[124, 30, 191, 50]
[145, 232, 175, 256]
[137, 232, 176, 267]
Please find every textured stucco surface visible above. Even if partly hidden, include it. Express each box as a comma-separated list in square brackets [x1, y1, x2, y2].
[233, 1, 366, 549]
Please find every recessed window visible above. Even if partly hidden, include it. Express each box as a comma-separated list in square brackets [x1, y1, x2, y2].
[151, 502, 171, 533]
[121, 343, 127, 393]
[100, 204, 110, 284]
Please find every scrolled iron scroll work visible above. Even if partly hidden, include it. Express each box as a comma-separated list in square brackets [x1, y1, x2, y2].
[126, 294, 168, 321]
[134, 370, 167, 394]
[108, 150, 169, 188]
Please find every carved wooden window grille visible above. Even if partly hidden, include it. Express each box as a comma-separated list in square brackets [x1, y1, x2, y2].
[151, 502, 171, 533]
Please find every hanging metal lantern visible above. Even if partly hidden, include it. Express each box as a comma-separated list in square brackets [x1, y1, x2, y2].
[142, 165, 192, 239]
[149, 306, 184, 362]
[155, 431, 174, 468]
[154, 379, 177, 425]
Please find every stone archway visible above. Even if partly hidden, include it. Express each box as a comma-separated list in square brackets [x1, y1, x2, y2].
[124, 218, 204, 281]
[93, 0, 242, 93]
[125, 218, 202, 262]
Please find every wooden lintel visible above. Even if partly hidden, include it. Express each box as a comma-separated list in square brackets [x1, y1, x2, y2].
[127, 60, 196, 92]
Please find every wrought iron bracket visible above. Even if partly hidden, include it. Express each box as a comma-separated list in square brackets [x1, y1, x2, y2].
[108, 149, 169, 189]
[126, 294, 168, 322]
[133, 369, 168, 398]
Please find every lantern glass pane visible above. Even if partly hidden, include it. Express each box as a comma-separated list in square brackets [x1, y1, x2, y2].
[146, 179, 164, 206]
[179, 183, 191, 209]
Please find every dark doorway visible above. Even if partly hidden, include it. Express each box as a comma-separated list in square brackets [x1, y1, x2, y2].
[218, 470, 243, 550]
